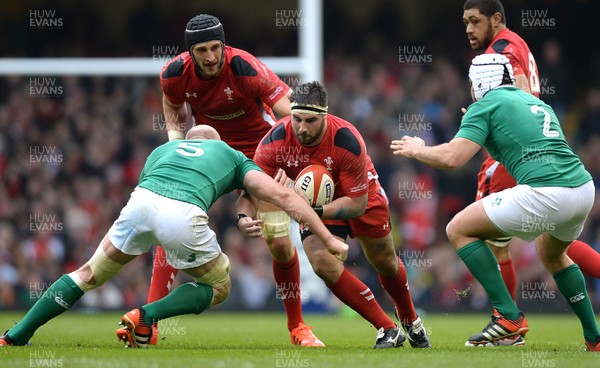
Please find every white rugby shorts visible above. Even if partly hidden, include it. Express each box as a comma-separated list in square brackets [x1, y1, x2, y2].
[482, 181, 594, 242]
[107, 187, 221, 269]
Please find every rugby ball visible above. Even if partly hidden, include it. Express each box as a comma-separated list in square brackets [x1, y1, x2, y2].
[294, 164, 334, 206]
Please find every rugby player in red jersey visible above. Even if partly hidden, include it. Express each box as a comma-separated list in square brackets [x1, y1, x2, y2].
[236, 81, 431, 349]
[463, 0, 600, 346]
[124, 14, 325, 348]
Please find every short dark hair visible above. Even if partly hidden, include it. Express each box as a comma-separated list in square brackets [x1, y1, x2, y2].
[464, 0, 506, 24]
[290, 81, 328, 107]
[501, 65, 513, 86]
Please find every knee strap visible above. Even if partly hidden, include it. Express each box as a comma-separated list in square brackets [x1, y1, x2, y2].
[194, 253, 231, 290]
[485, 237, 512, 248]
[69, 246, 124, 292]
[257, 210, 290, 240]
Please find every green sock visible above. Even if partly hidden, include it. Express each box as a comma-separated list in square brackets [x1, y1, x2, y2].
[142, 282, 214, 324]
[9, 275, 84, 344]
[457, 240, 520, 319]
[553, 264, 600, 341]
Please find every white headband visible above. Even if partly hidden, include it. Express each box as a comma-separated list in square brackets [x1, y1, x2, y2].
[290, 102, 328, 115]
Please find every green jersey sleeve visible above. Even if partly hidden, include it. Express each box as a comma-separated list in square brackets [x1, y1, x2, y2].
[454, 102, 490, 146]
[232, 149, 263, 190]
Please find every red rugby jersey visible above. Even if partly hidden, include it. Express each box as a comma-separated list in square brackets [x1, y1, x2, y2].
[160, 46, 289, 158]
[254, 114, 381, 200]
[485, 28, 540, 97]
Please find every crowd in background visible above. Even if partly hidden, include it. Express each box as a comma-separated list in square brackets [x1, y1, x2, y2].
[1, 1, 599, 314]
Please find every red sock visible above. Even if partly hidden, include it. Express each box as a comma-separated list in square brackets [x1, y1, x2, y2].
[378, 257, 417, 325]
[147, 246, 179, 304]
[498, 259, 517, 300]
[328, 268, 395, 330]
[273, 249, 304, 332]
[567, 240, 600, 278]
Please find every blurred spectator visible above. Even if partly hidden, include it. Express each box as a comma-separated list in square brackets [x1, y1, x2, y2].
[538, 39, 570, 121]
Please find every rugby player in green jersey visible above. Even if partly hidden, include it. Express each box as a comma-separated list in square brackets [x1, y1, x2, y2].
[390, 54, 600, 351]
[0, 125, 348, 348]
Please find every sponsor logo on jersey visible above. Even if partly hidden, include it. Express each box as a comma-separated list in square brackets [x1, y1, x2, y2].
[204, 110, 246, 120]
[185, 92, 198, 98]
[349, 183, 367, 193]
[268, 85, 284, 101]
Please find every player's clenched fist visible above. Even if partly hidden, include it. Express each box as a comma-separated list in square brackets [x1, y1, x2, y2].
[390, 136, 425, 158]
[326, 238, 349, 262]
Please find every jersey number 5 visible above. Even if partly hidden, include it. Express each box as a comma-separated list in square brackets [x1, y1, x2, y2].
[530, 105, 559, 138]
[176, 142, 205, 157]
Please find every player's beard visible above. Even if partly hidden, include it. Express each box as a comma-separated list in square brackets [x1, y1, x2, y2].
[296, 120, 325, 146]
[474, 23, 495, 50]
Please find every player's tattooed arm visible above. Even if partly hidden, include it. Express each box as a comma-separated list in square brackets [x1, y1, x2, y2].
[322, 194, 367, 220]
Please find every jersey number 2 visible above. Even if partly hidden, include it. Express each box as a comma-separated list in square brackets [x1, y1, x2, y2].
[530, 106, 559, 138]
[176, 142, 205, 157]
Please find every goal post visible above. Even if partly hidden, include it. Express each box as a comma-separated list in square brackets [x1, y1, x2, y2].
[0, 0, 323, 81]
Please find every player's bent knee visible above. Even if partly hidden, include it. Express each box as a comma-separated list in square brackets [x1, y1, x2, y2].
[257, 210, 290, 240]
[210, 279, 231, 306]
[445, 221, 461, 247]
[193, 253, 231, 306]
[266, 235, 294, 261]
[69, 246, 124, 292]
[309, 258, 340, 284]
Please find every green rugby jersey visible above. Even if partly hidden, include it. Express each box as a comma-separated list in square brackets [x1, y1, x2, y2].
[138, 140, 261, 211]
[455, 87, 591, 187]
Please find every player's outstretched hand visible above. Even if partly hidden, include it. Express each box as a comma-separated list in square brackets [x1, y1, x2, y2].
[237, 217, 263, 238]
[326, 238, 349, 262]
[390, 135, 425, 158]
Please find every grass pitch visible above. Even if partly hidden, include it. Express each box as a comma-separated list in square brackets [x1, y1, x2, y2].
[0, 311, 597, 367]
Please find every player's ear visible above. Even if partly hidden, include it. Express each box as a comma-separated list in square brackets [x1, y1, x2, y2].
[490, 12, 502, 28]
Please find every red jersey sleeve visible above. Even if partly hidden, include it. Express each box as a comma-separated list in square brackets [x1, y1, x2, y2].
[336, 137, 368, 198]
[235, 51, 290, 108]
[253, 133, 278, 178]
[160, 55, 187, 105]
[501, 46, 527, 77]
